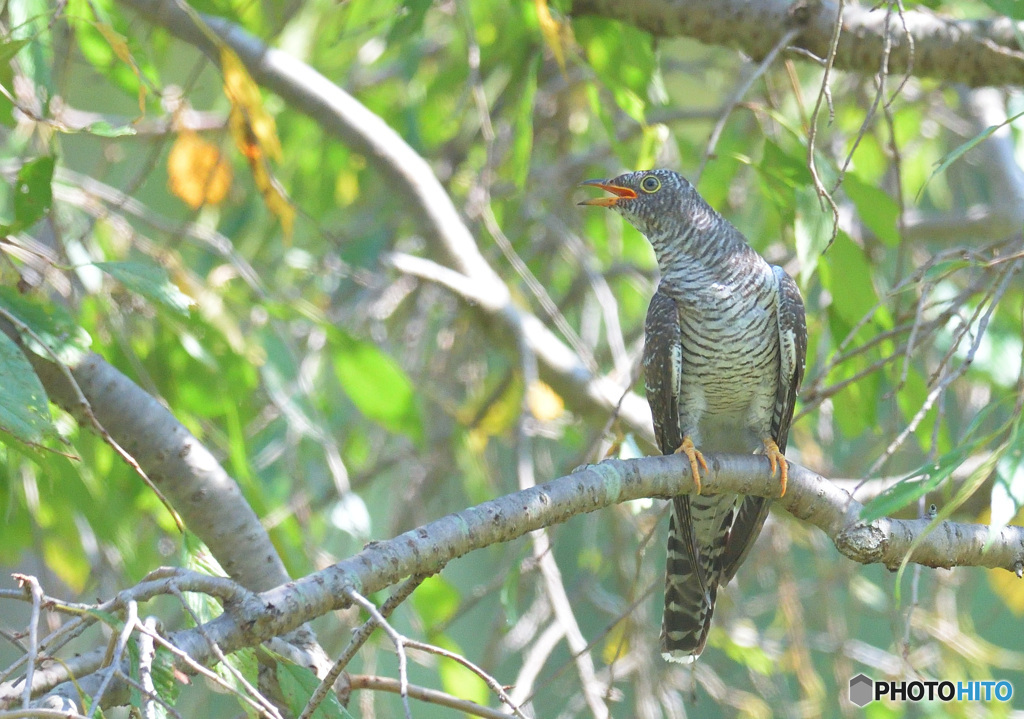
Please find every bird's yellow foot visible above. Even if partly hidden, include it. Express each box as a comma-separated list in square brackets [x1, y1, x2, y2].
[763, 438, 789, 497]
[674, 436, 708, 494]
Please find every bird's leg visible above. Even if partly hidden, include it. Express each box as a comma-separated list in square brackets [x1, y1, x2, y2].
[762, 438, 788, 497]
[673, 436, 707, 494]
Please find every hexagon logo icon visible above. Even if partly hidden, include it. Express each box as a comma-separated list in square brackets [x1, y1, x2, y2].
[849, 674, 873, 707]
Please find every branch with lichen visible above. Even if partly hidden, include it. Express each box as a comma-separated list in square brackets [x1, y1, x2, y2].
[17, 452, 1020, 708]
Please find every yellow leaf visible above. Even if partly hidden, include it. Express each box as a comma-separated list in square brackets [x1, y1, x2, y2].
[167, 131, 232, 209]
[221, 49, 281, 159]
[602, 620, 629, 664]
[988, 569, 1024, 615]
[527, 380, 564, 421]
[980, 505, 1024, 614]
[221, 49, 293, 237]
[534, 0, 570, 76]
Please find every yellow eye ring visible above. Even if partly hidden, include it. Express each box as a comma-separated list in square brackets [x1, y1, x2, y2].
[640, 175, 661, 193]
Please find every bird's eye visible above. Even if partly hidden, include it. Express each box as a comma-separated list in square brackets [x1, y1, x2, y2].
[640, 175, 661, 193]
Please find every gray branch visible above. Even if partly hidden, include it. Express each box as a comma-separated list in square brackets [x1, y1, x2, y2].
[24, 453, 1024, 706]
[571, 0, 1024, 87]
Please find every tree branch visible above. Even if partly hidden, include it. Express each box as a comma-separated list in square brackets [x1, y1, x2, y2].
[571, 0, 1024, 87]
[28, 453, 1024, 705]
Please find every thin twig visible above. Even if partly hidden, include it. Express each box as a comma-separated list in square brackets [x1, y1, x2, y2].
[299, 575, 428, 719]
[87, 599, 138, 717]
[404, 639, 529, 719]
[11, 575, 44, 709]
[697, 28, 799, 182]
[348, 674, 514, 719]
[137, 616, 159, 719]
[806, 0, 845, 249]
[343, 587, 414, 719]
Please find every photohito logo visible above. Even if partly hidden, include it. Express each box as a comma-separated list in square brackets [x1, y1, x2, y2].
[848, 674, 1014, 707]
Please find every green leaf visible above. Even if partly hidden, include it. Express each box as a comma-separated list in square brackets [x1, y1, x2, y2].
[820, 231, 892, 330]
[574, 16, 655, 124]
[504, 53, 540, 188]
[0, 330, 56, 446]
[843, 174, 901, 247]
[0, 286, 91, 365]
[859, 402, 1007, 522]
[0, 37, 30, 127]
[276, 659, 352, 719]
[795, 186, 833, 287]
[918, 108, 1024, 199]
[387, 0, 432, 43]
[2, 156, 55, 232]
[434, 635, 489, 706]
[413, 574, 460, 629]
[95, 260, 194, 317]
[0, 37, 30, 66]
[981, 0, 1024, 19]
[329, 328, 424, 444]
[79, 120, 138, 137]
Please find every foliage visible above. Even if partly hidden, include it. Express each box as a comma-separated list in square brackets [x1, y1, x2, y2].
[2, 0, 1024, 716]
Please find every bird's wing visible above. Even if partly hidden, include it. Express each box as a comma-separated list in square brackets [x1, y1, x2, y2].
[769, 265, 808, 453]
[645, 289, 717, 660]
[643, 289, 684, 457]
[717, 266, 807, 586]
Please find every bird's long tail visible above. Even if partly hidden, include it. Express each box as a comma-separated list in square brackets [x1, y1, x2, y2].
[660, 501, 719, 663]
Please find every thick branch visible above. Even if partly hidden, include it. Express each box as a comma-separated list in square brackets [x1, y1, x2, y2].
[30, 453, 1024, 705]
[571, 0, 1024, 88]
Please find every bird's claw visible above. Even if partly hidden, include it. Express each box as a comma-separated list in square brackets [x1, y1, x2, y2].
[674, 437, 707, 494]
[763, 438, 788, 497]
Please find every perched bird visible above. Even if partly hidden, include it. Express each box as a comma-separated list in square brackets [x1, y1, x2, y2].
[579, 169, 806, 663]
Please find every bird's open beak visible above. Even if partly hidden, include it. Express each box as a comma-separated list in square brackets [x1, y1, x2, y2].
[577, 179, 637, 207]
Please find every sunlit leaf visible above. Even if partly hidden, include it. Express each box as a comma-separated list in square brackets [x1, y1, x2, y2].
[434, 635, 489, 707]
[534, 0, 569, 74]
[602, 620, 629, 664]
[95, 260, 195, 317]
[526, 380, 564, 421]
[412, 574, 460, 629]
[574, 16, 654, 124]
[329, 328, 424, 444]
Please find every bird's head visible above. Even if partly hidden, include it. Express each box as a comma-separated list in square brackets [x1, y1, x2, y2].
[578, 169, 703, 241]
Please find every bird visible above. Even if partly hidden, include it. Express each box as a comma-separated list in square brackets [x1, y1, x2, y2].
[579, 169, 806, 663]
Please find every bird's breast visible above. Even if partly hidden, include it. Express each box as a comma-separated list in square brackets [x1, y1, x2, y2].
[676, 282, 779, 424]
